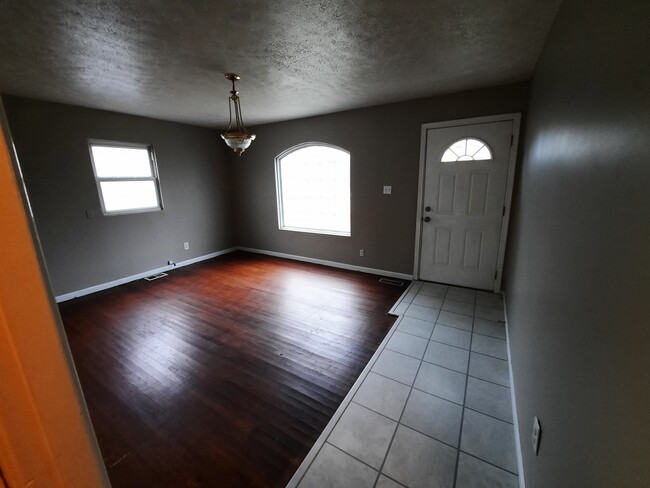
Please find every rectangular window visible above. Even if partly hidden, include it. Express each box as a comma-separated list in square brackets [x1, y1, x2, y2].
[89, 141, 163, 215]
[275, 144, 351, 236]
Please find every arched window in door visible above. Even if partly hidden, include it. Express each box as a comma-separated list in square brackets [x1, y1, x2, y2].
[441, 138, 492, 162]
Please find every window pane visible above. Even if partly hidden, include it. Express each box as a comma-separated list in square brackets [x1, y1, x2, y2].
[278, 145, 350, 235]
[448, 140, 466, 157]
[466, 138, 485, 156]
[474, 146, 492, 160]
[441, 149, 458, 162]
[441, 138, 492, 162]
[91, 145, 153, 177]
[100, 181, 160, 212]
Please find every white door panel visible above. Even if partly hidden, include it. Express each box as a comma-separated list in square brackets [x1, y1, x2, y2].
[419, 120, 513, 290]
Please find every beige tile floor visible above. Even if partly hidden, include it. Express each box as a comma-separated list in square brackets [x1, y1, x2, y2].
[287, 281, 519, 488]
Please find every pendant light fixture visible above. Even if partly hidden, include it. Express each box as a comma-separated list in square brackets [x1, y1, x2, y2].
[221, 73, 256, 156]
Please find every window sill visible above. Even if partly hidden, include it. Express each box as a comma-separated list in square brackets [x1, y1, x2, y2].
[279, 226, 351, 237]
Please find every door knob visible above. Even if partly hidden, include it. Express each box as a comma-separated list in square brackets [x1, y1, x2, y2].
[423, 216, 431, 222]
[425, 206, 431, 212]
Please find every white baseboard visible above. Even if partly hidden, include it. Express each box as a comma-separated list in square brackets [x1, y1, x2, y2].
[237, 247, 413, 281]
[56, 246, 413, 303]
[55, 247, 238, 303]
[503, 293, 526, 488]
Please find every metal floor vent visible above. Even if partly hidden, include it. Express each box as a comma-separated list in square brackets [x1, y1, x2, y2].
[144, 272, 168, 281]
[379, 278, 404, 287]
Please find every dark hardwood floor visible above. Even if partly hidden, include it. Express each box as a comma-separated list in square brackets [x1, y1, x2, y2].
[59, 251, 406, 488]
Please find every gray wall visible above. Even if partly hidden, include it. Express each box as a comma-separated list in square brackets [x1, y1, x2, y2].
[232, 83, 529, 275]
[3, 96, 234, 296]
[503, 0, 650, 486]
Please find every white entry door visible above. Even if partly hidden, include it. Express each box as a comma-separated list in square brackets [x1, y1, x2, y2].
[417, 117, 518, 290]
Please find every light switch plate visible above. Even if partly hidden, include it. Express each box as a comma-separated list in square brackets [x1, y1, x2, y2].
[383, 185, 392, 194]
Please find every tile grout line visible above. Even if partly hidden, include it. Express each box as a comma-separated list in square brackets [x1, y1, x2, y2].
[304, 282, 431, 488]
[350, 393, 515, 452]
[371, 284, 444, 488]
[471, 329, 508, 340]
[370, 396, 408, 486]
[434, 319, 474, 333]
[415, 357, 468, 375]
[396, 326, 475, 350]
[452, 290, 476, 488]
[327, 425, 521, 482]
[470, 349, 511, 362]
[457, 450, 520, 477]
[370, 367, 513, 417]
[465, 373, 510, 389]
[428, 337, 472, 351]
[457, 405, 515, 427]
[371, 319, 435, 486]
[384, 345, 428, 361]
[288, 313, 407, 487]
[455, 293, 520, 483]
[294, 284, 510, 487]
[322, 442, 383, 480]
[370, 368, 416, 487]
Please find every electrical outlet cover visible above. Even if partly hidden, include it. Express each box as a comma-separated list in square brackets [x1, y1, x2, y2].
[532, 416, 541, 455]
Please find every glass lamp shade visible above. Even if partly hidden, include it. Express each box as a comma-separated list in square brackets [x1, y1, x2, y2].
[221, 131, 256, 156]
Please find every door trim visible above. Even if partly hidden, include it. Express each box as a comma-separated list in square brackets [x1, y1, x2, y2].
[413, 113, 521, 292]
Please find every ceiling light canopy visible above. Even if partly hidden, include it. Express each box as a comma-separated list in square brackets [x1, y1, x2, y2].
[221, 73, 256, 156]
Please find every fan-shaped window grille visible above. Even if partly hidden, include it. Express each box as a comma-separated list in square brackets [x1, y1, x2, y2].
[441, 138, 492, 162]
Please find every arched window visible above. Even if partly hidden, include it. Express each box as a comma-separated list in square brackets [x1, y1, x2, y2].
[441, 138, 492, 162]
[275, 143, 351, 236]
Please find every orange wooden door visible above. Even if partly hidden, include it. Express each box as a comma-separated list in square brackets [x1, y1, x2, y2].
[0, 104, 109, 487]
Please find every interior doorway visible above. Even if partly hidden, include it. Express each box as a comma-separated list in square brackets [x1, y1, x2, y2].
[414, 114, 521, 291]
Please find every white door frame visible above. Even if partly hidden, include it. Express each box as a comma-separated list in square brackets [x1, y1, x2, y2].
[413, 113, 521, 292]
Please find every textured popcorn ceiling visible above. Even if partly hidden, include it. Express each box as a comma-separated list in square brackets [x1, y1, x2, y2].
[0, 0, 562, 128]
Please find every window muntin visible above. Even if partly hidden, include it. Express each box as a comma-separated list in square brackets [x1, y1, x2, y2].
[89, 141, 163, 215]
[275, 143, 351, 236]
[441, 138, 492, 162]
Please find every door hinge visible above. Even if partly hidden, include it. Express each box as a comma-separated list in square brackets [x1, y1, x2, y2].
[502, 206, 506, 216]
[510, 134, 514, 146]
[495, 270, 498, 279]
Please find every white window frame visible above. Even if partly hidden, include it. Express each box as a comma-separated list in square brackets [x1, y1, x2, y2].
[88, 139, 163, 216]
[275, 142, 351, 237]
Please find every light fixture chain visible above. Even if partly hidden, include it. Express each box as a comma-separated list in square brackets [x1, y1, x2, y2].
[221, 73, 256, 155]
[226, 94, 234, 132]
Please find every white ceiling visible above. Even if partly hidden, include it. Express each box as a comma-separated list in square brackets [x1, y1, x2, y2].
[0, 0, 562, 128]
